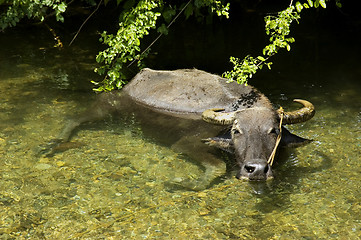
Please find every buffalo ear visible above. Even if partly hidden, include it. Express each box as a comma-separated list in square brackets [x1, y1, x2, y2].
[281, 127, 313, 148]
[202, 137, 234, 153]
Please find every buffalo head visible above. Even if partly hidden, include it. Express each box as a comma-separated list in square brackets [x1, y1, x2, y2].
[202, 99, 315, 181]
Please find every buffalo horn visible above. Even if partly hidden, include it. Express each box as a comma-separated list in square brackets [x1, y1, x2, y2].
[202, 108, 236, 125]
[279, 99, 315, 124]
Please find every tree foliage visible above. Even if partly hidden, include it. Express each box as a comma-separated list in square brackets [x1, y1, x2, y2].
[93, 0, 230, 91]
[223, 0, 333, 85]
[0, 0, 68, 29]
[0, 0, 339, 91]
[93, 0, 162, 91]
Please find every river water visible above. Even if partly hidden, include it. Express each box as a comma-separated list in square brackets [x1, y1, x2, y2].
[0, 6, 360, 239]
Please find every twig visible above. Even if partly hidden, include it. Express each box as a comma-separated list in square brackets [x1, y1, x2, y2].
[44, 23, 63, 48]
[69, 0, 103, 46]
[127, 0, 192, 68]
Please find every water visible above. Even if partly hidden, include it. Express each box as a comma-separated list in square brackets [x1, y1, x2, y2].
[0, 11, 360, 239]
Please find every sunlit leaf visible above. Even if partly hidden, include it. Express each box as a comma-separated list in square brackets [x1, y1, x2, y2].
[307, 0, 313, 7]
[57, 2, 67, 13]
[257, 56, 266, 61]
[295, 1, 303, 12]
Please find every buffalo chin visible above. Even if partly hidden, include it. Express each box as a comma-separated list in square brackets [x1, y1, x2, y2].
[237, 174, 274, 181]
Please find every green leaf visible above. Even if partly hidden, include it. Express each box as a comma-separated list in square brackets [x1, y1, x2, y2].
[157, 24, 168, 35]
[162, 8, 176, 22]
[184, 4, 194, 19]
[314, 0, 319, 8]
[319, 0, 327, 8]
[266, 62, 273, 70]
[257, 56, 266, 61]
[295, 1, 303, 12]
[57, 2, 67, 13]
[134, 38, 140, 46]
[307, 0, 313, 7]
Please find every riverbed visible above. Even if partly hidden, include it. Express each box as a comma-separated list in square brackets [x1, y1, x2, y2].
[0, 7, 360, 239]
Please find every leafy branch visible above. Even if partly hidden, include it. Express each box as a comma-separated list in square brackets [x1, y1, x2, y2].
[223, 0, 329, 85]
[0, 0, 67, 30]
[93, 0, 230, 92]
[0, 0, 338, 90]
[93, 0, 162, 92]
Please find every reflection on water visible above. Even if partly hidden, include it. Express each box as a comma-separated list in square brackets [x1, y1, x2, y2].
[0, 12, 360, 240]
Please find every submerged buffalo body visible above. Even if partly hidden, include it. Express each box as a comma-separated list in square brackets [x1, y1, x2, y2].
[50, 68, 315, 189]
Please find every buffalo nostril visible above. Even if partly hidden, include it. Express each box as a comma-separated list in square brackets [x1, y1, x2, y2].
[244, 165, 255, 173]
[239, 161, 273, 180]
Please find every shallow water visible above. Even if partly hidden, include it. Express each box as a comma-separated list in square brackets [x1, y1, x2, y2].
[0, 14, 360, 240]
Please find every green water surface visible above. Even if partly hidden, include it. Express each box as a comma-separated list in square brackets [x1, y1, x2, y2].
[0, 16, 360, 239]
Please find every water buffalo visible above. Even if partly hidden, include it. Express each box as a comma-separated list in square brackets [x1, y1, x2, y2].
[45, 68, 315, 190]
